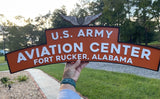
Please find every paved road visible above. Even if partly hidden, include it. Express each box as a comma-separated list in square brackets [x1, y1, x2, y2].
[86, 62, 160, 79]
[0, 63, 7, 65]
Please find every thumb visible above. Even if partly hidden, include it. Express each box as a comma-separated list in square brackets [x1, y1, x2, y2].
[72, 60, 81, 69]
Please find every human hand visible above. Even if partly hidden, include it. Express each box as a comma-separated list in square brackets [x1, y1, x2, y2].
[63, 60, 89, 82]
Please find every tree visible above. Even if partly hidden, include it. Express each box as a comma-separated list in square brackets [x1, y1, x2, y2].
[70, 4, 88, 18]
[22, 24, 40, 46]
[6, 26, 27, 51]
[152, 0, 160, 42]
[133, 0, 154, 45]
[51, 6, 72, 28]
[35, 11, 52, 30]
[152, 0, 160, 31]
[120, 20, 135, 43]
[70, 0, 91, 17]
[87, 0, 104, 25]
[100, 0, 126, 26]
[6, 24, 43, 51]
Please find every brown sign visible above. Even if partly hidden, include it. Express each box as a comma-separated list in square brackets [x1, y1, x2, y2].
[6, 27, 160, 73]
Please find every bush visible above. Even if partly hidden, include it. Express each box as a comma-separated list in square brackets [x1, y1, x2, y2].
[0, 77, 10, 84]
[17, 75, 28, 82]
[0, 77, 14, 87]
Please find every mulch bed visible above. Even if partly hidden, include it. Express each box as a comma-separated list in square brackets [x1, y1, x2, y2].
[0, 71, 46, 99]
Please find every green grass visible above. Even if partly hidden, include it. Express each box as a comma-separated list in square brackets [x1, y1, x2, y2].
[1, 61, 160, 99]
[0, 56, 8, 71]
[149, 41, 160, 45]
[0, 56, 6, 64]
[36, 64, 160, 99]
[17, 75, 29, 82]
[36, 64, 64, 81]
[0, 64, 8, 71]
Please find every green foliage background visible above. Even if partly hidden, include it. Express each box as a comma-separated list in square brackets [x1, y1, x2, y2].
[0, 0, 159, 52]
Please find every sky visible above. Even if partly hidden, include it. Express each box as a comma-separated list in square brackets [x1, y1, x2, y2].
[0, 0, 79, 19]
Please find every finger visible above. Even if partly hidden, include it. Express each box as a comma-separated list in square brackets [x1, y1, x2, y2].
[65, 62, 72, 68]
[72, 60, 81, 69]
[80, 61, 89, 67]
[66, 61, 77, 67]
[76, 61, 89, 72]
[81, 61, 89, 64]
[79, 63, 87, 70]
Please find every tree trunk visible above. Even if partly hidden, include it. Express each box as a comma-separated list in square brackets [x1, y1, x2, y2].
[145, 28, 148, 46]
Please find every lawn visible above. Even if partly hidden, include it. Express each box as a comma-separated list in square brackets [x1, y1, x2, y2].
[0, 56, 6, 64]
[0, 64, 9, 71]
[36, 64, 160, 99]
[1, 58, 160, 99]
[0, 56, 8, 71]
[149, 41, 160, 45]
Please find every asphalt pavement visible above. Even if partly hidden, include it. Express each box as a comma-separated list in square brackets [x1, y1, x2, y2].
[86, 62, 160, 79]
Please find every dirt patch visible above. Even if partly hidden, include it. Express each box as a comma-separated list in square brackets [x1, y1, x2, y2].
[0, 71, 46, 99]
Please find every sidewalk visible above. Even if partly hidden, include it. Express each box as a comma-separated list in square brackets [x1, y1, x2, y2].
[26, 69, 60, 99]
[27, 69, 84, 99]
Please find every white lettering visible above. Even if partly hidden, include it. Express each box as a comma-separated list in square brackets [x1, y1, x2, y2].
[109, 55, 113, 61]
[41, 47, 51, 57]
[77, 54, 82, 59]
[83, 54, 88, 59]
[90, 42, 99, 52]
[78, 29, 85, 37]
[114, 56, 119, 61]
[95, 29, 104, 37]
[120, 57, 126, 62]
[36, 48, 40, 57]
[51, 32, 59, 40]
[74, 42, 83, 52]
[17, 52, 27, 63]
[127, 58, 133, 64]
[63, 43, 72, 53]
[49, 45, 56, 54]
[131, 47, 140, 57]
[63, 30, 69, 38]
[58, 44, 61, 54]
[101, 43, 109, 53]
[25, 49, 34, 59]
[111, 44, 121, 54]
[92, 54, 97, 59]
[122, 45, 131, 55]
[103, 55, 108, 60]
[56, 56, 61, 61]
[34, 59, 38, 65]
[86, 29, 93, 37]
[56, 54, 87, 61]
[141, 48, 151, 60]
[67, 54, 71, 60]
[106, 30, 113, 38]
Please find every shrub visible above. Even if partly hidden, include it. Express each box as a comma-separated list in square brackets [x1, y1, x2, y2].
[0, 77, 14, 87]
[1, 77, 10, 84]
[17, 75, 28, 82]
